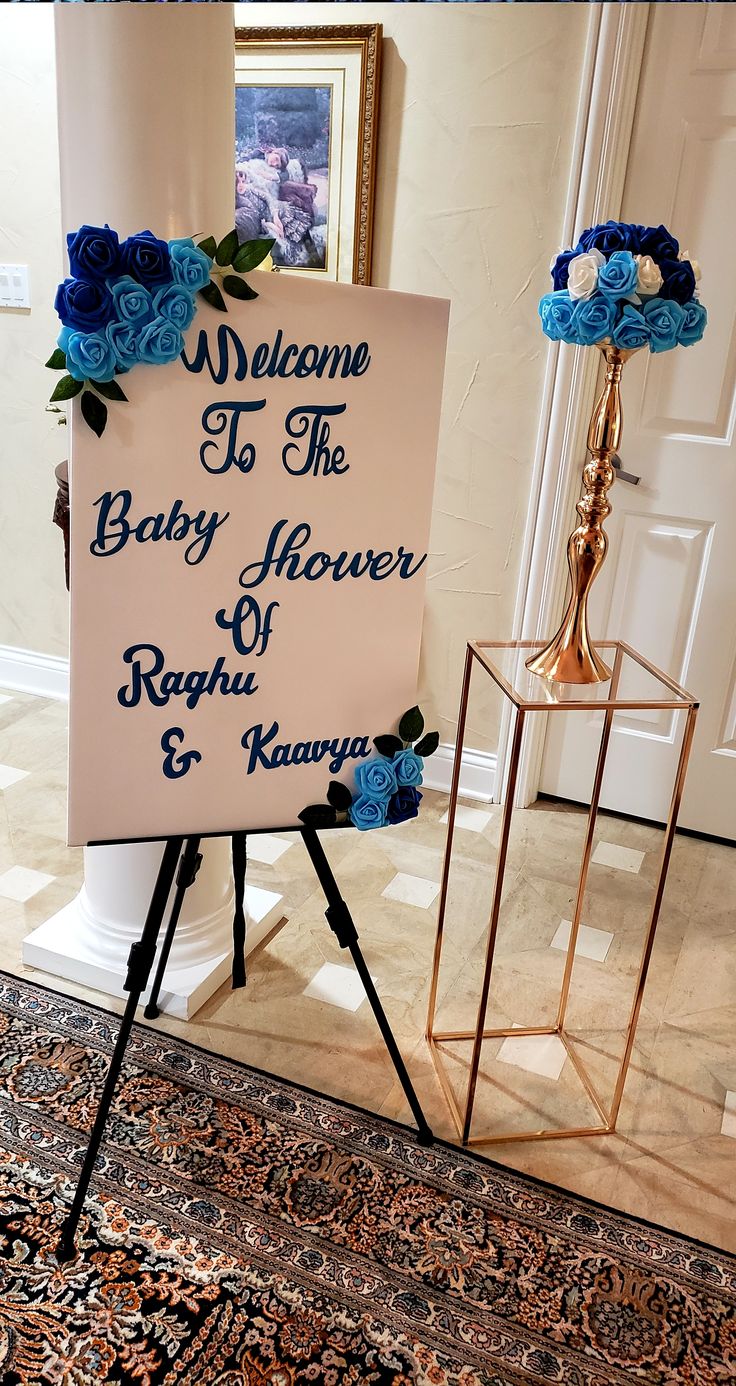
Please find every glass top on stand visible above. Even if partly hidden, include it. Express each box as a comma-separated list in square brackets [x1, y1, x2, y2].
[471, 642, 698, 711]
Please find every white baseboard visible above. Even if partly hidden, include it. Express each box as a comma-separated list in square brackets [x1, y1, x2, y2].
[0, 645, 70, 701]
[423, 742, 497, 803]
[0, 648, 497, 804]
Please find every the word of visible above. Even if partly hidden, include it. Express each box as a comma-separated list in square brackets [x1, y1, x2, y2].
[91, 492, 228, 567]
[118, 644, 258, 711]
[215, 596, 279, 657]
[241, 720, 371, 776]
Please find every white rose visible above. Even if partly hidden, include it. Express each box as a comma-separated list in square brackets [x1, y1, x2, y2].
[567, 249, 604, 301]
[634, 254, 663, 296]
[679, 249, 702, 283]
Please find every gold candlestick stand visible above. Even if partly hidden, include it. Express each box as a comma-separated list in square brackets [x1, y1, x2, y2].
[426, 640, 698, 1146]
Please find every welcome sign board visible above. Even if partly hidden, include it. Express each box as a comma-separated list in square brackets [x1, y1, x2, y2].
[67, 272, 449, 845]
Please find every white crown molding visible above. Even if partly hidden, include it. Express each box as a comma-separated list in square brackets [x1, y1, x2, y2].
[0, 645, 70, 701]
[497, 2, 651, 809]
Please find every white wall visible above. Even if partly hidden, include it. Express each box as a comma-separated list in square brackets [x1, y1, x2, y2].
[0, 3, 591, 754]
[0, 7, 67, 660]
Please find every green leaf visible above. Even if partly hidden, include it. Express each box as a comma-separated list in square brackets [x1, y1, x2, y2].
[197, 235, 217, 259]
[298, 804, 338, 829]
[45, 348, 67, 371]
[373, 734, 403, 759]
[414, 730, 440, 759]
[233, 237, 275, 273]
[399, 706, 425, 744]
[222, 274, 258, 302]
[49, 374, 83, 403]
[327, 781, 352, 811]
[215, 229, 240, 267]
[92, 378, 128, 402]
[198, 281, 227, 312]
[80, 388, 107, 438]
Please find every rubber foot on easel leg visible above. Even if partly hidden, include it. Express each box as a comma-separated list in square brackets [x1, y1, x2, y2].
[417, 1126, 434, 1147]
[143, 1003, 160, 1020]
[57, 1230, 77, 1263]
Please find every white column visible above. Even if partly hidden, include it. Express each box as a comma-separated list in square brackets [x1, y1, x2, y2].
[23, 3, 284, 1018]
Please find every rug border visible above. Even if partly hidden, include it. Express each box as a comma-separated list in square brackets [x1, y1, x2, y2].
[6, 965, 735, 1266]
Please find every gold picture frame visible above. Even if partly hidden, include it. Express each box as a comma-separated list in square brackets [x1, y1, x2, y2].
[234, 24, 382, 285]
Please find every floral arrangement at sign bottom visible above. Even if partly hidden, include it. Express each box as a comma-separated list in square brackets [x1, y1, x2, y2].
[539, 219, 707, 352]
[299, 706, 439, 832]
[46, 223, 274, 437]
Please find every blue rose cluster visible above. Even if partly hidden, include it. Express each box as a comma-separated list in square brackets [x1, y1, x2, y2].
[54, 224, 212, 383]
[349, 749, 424, 830]
[539, 220, 707, 354]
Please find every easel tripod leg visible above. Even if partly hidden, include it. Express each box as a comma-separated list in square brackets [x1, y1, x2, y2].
[57, 836, 184, 1262]
[300, 826, 433, 1147]
[144, 837, 202, 1020]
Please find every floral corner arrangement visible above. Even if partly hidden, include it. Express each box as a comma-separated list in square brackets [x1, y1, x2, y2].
[538, 219, 707, 354]
[45, 223, 274, 437]
[298, 707, 440, 832]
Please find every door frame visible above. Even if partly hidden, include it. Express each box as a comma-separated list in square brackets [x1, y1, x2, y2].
[496, 2, 651, 807]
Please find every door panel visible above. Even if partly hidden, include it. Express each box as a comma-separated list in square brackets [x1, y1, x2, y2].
[540, 7, 736, 838]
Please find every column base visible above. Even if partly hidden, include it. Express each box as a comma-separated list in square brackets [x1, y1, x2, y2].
[22, 884, 285, 1020]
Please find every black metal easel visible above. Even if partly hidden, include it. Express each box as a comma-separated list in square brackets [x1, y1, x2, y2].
[57, 827, 433, 1261]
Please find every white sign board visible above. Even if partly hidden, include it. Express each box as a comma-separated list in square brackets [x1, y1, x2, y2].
[68, 273, 449, 845]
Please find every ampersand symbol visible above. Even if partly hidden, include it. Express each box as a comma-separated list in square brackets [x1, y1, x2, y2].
[161, 727, 202, 779]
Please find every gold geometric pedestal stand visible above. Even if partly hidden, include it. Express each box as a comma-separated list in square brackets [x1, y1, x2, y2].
[426, 640, 698, 1147]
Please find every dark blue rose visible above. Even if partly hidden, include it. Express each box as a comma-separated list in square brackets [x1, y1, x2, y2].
[659, 258, 696, 305]
[639, 223, 679, 263]
[120, 230, 172, 287]
[54, 276, 112, 332]
[66, 223, 121, 283]
[551, 249, 576, 291]
[578, 221, 640, 256]
[386, 787, 422, 826]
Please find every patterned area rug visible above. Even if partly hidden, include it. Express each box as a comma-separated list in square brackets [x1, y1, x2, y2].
[0, 975, 732, 1384]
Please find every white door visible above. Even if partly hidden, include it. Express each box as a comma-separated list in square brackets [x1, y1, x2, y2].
[540, 6, 736, 839]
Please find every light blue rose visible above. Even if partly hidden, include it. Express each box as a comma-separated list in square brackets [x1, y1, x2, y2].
[65, 330, 116, 382]
[612, 305, 650, 351]
[597, 251, 638, 300]
[109, 275, 153, 324]
[152, 282, 196, 332]
[349, 794, 388, 831]
[106, 319, 141, 371]
[138, 315, 184, 366]
[169, 236, 213, 293]
[392, 748, 424, 788]
[571, 293, 617, 347]
[57, 325, 72, 353]
[677, 298, 707, 347]
[539, 291, 575, 343]
[642, 296, 685, 353]
[354, 756, 398, 801]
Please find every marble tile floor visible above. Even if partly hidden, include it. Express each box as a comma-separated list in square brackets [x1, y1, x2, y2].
[1, 687, 735, 1251]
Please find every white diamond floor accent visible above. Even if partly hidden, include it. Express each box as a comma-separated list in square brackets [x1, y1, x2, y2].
[592, 840, 645, 874]
[247, 834, 293, 866]
[303, 962, 376, 1012]
[381, 873, 440, 909]
[497, 1029, 567, 1081]
[0, 695, 12, 706]
[550, 918, 614, 962]
[0, 764, 29, 790]
[721, 1091, 736, 1139]
[441, 805, 492, 833]
[0, 865, 55, 903]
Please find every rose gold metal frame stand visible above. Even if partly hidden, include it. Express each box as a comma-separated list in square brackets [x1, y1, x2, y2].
[426, 640, 698, 1147]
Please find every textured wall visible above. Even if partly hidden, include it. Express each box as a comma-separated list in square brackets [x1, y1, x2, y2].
[0, 3, 589, 754]
[0, 8, 67, 656]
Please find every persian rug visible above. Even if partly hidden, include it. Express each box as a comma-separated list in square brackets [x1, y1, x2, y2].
[0, 975, 732, 1385]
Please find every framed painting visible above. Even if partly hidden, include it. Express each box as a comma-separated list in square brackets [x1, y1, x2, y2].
[234, 25, 381, 285]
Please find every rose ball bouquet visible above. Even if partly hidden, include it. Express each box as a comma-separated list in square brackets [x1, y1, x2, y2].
[539, 220, 707, 354]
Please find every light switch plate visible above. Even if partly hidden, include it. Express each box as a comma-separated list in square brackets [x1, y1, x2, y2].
[0, 264, 30, 309]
